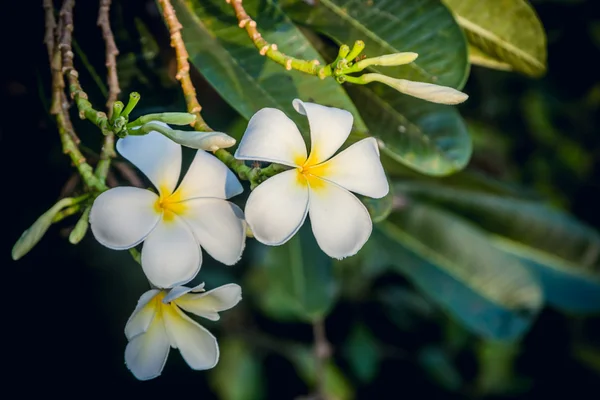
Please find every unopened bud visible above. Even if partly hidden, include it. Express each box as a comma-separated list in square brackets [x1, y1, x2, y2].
[165, 129, 237, 151]
[362, 73, 468, 105]
[355, 52, 418, 69]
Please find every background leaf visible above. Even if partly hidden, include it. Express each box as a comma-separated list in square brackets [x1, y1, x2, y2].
[377, 202, 543, 340]
[442, 0, 547, 76]
[253, 223, 338, 322]
[395, 183, 600, 312]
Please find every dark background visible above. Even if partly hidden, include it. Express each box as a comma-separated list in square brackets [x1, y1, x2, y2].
[3, 0, 599, 397]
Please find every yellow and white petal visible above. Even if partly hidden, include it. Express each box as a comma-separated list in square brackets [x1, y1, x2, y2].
[162, 304, 219, 370]
[125, 289, 161, 340]
[116, 129, 181, 196]
[175, 283, 242, 321]
[317, 137, 389, 198]
[172, 150, 243, 201]
[245, 169, 309, 246]
[179, 199, 246, 265]
[308, 180, 372, 259]
[90, 187, 160, 250]
[141, 217, 201, 289]
[234, 108, 307, 167]
[292, 99, 353, 165]
[163, 282, 206, 304]
[125, 312, 171, 381]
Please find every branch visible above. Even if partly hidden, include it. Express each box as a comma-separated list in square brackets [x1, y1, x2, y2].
[227, 0, 328, 78]
[96, 0, 119, 181]
[46, 0, 107, 192]
[158, 0, 211, 132]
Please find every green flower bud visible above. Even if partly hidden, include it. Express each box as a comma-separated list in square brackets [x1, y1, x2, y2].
[355, 52, 418, 69]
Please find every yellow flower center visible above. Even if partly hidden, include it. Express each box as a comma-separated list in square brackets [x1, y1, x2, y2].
[154, 185, 187, 222]
[295, 153, 328, 191]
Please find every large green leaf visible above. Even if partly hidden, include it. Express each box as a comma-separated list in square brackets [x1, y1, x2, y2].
[377, 202, 543, 340]
[442, 0, 547, 77]
[396, 183, 600, 312]
[281, 0, 472, 176]
[253, 224, 337, 322]
[171, 0, 367, 133]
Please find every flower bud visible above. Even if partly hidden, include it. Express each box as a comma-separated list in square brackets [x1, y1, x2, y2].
[165, 129, 236, 151]
[362, 73, 468, 105]
[355, 52, 418, 69]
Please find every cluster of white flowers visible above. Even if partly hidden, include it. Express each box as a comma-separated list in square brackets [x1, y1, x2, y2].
[90, 99, 389, 379]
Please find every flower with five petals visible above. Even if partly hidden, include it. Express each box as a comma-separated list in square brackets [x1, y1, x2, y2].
[90, 128, 246, 288]
[235, 99, 389, 259]
[125, 282, 242, 380]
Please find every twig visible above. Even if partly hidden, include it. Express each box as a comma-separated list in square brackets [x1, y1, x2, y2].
[227, 0, 327, 78]
[59, 0, 109, 133]
[158, 0, 211, 132]
[46, 0, 107, 192]
[312, 319, 331, 399]
[96, 0, 119, 181]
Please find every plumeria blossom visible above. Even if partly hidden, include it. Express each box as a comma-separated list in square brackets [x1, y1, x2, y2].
[125, 282, 242, 380]
[90, 127, 246, 288]
[235, 99, 389, 259]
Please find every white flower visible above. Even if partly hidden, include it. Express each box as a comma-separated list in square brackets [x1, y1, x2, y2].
[90, 129, 246, 288]
[125, 282, 242, 380]
[235, 99, 389, 259]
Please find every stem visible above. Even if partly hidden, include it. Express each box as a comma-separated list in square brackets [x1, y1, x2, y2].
[228, 0, 329, 78]
[312, 319, 331, 399]
[96, 0, 119, 182]
[158, 0, 211, 132]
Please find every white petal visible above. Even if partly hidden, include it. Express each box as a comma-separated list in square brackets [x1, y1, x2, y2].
[175, 283, 242, 321]
[125, 289, 161, 340]
[125, 314, 171, 381]
[89, 187, 160, 250]
[180, 199, 246, 265]
[317, 138, 389, 198]
[173, 150, 243, 201]
[141, 217, 201, 289]
[117, 130, 181, 195]
[293, 99, 353, 165]
[308, 180, 372, 259]
[245, 169, 309, 245]
[162, 304, 219, 370]
[163, 282, 206, 304]
[234, 108, 307, 167]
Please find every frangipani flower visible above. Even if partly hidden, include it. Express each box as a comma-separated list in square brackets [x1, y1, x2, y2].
[235, 99, 389, 259]
[125, 282, 242, 380]
[90, 128, 246, 288]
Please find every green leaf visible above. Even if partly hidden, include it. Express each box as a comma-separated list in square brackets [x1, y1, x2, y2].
[442, 0, 547, 77]
[468, 45, 513, 71]
[255, 224, 337, 322]
[281, 0, 469, 88]
[395, 183, 600, 313]
[281, 0, 472, 176]
[349, 86, 472, 176]
[344, 324, 381, 383]
[209, 338, 264, 400]
[171, 0, 367, 133]
[12, 197, 77, 260]
[377, 202, 543, 340]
